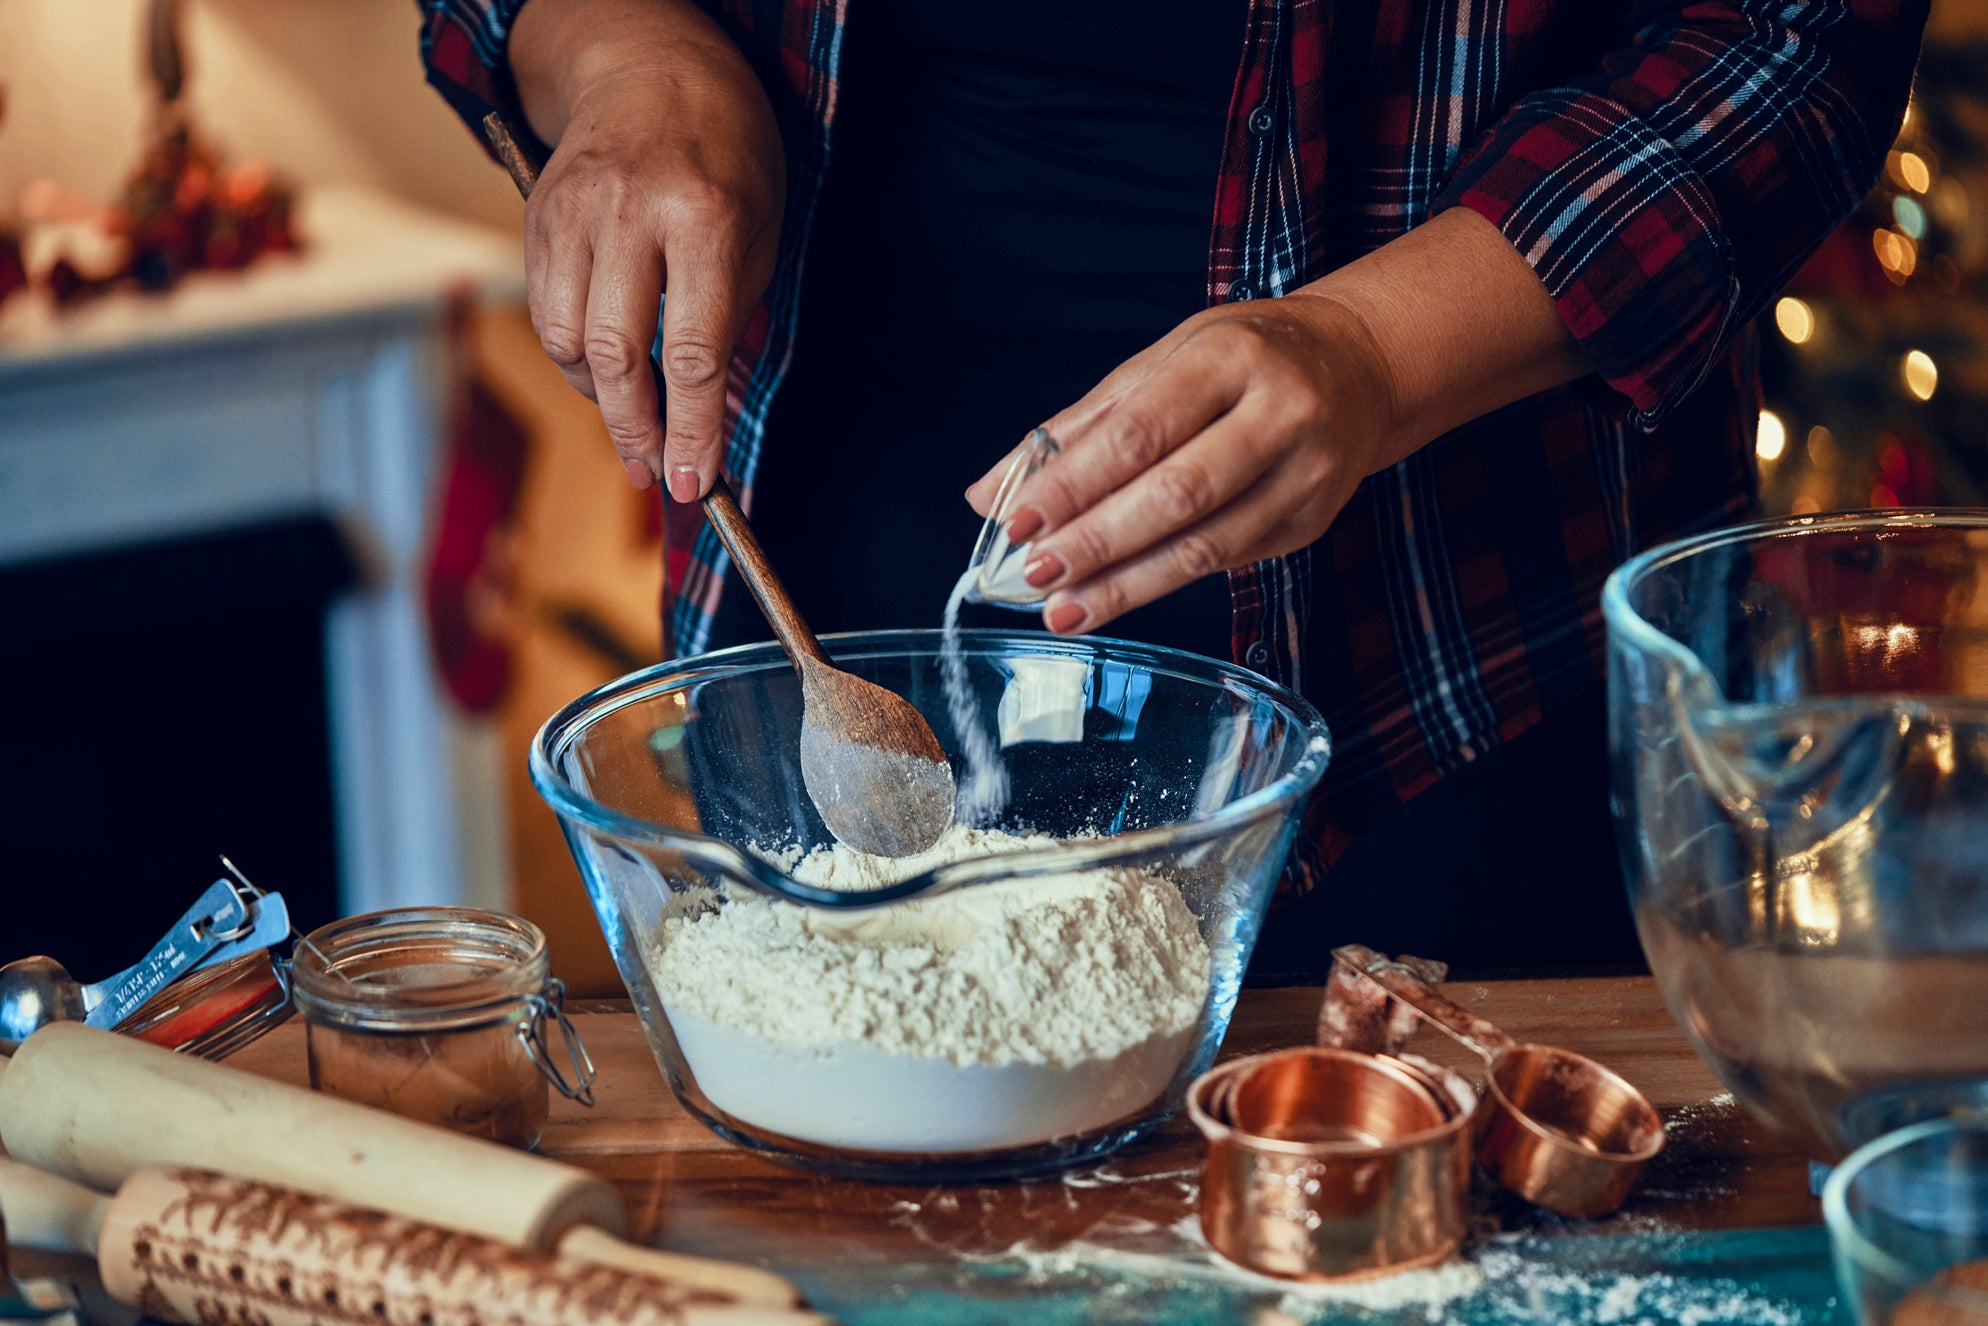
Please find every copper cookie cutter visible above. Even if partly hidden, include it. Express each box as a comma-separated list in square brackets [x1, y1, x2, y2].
[1188, 1047, 1477, 1281]
[1327, 944, 1666, 1218]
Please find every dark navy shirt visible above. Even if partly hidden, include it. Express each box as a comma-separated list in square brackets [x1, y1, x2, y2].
[722, 0, 1247, 657]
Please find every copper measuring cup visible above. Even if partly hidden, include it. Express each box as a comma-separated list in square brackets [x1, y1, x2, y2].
[1331, 946, 1665, 1218]
[1188, 1048, 1476, 1281]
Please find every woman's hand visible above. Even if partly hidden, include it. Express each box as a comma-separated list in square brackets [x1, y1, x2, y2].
[511, 0, 785, 499]
[966, 207, 1587, 635]
[965, 294, 1395, 635]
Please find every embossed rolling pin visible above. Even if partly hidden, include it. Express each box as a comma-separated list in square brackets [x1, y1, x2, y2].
[0, 1161, 825, 1326]
[0, 1024, 803, 1309]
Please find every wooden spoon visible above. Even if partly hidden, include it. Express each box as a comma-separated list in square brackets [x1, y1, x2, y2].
[703, 487, 956, 856]
[482, 114, 955, 858]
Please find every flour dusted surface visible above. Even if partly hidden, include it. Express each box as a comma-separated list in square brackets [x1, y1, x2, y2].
[648, 826, 1213, 1152]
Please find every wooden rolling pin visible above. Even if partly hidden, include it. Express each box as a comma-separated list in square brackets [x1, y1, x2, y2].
[0, 1161, 825, 1326]
[0, 1024, 801, 1309]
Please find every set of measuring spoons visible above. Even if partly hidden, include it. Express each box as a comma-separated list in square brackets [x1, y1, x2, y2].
[0, 859, 293, 1055]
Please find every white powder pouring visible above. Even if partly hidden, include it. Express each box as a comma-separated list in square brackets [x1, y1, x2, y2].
[649, 825, 1212, 1153]
[942, 568, 1010, 827]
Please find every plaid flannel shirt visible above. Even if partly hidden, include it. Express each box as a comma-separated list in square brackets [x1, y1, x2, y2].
[421, 0, 1923, 888]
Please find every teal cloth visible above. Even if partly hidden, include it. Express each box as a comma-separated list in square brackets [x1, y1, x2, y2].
[780, 1226, 1841, 1326]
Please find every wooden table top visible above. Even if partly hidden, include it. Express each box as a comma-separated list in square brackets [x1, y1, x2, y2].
[230, 976, 1832, 1323]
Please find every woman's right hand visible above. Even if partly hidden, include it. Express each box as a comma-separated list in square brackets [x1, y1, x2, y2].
[510, 0, 786, 498]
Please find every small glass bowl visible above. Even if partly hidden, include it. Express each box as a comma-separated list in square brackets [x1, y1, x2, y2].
[532, 629, 1331, 1180]
[1824, 1117, 1988, 1325]
[963, 427, 1059, 610]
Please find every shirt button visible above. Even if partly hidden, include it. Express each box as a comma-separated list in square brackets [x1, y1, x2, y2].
[1230, 280, 1256, 302]
[1248, 105, 1275, 136]
[1244, 641, 1274, 670]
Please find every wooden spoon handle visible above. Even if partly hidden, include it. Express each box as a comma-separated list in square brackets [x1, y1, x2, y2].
[0, 1157, 111, 1258]
[483, 111, 546, 189]
[479, 112, 827, 674]
[700, 482, 827, 668]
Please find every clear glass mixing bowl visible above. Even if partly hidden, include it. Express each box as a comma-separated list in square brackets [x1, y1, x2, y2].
[1605, 510, 1988, 1162]
[531, 629, 1331, 1180]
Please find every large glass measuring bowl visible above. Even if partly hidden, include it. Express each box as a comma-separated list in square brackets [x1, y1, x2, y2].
[1605, 510, 1988, 1162]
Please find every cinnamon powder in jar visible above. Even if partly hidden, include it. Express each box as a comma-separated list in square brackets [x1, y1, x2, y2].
[290, 908, 593, 1149]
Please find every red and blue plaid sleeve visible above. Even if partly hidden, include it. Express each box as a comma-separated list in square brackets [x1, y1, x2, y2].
[415, 0, 537, 159]
[1432, 1, 1927, 425]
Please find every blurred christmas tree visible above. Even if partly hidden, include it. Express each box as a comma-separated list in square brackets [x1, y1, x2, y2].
[1756, 3, 1988, 514]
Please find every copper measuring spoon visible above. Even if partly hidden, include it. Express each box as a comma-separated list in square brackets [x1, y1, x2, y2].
[480, 115, 955, 859]
[1331, 945, 1665, 1218]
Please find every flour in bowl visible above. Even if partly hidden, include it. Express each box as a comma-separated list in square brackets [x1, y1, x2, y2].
[648, 825, 1213, 1152]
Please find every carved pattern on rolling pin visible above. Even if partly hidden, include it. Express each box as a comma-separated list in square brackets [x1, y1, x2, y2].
[107, 1169, 736, 1326]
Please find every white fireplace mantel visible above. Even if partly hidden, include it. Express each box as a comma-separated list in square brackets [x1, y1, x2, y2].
[0, 185, 527, 916]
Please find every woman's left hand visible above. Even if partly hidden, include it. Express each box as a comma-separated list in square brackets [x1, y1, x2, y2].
[965, 292, 1396, 636]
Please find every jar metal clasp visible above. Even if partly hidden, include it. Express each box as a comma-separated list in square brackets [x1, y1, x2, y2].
[519, 977, 598, 1107]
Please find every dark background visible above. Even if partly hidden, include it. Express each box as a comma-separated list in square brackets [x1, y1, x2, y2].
[0, 518, 350, 977]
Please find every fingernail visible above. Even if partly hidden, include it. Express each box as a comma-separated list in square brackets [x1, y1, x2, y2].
[1023, 552, 1066, 589]
[1045, 600, 1088, 634]
[1005, 508, 1045, 543]
[667, 466, 700, 504]
[625, 459, 654, 490]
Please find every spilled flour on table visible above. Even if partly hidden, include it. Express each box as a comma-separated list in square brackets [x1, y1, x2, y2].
[980, 1229, 1808, 1324]
[1668, 1091, 1739, 1134]
[915, 1163, 1810, 1326]
[1634, 1091, 1744, 1204]
[1452, 1244, 1805, 1326]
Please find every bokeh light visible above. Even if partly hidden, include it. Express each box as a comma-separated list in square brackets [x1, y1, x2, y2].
[1892, 195, 1927, 239]
[1774, 296, 1814, 344]
[1873, 227, 1917, 281]
[1755, 409, 1788, 462]
[1898, 151, 1931, 193]
[1902, 349, 1938, 401]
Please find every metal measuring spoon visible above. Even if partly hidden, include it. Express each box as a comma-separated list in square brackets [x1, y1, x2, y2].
[1332, 944, 1666, 1218]
[0, 879, 285, 1052]
[480, 111, 955, 858]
